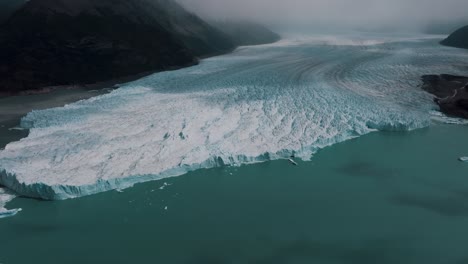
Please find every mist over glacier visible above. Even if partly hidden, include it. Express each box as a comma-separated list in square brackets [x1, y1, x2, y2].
[177, 0, 468, 32]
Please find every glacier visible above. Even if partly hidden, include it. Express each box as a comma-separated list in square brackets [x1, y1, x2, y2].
[1, 33, 468, 201]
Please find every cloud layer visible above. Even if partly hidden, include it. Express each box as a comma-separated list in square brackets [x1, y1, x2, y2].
[177, 0, 468, 31]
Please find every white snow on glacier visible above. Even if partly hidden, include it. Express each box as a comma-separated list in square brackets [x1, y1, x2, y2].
[1, 33, 468, 201]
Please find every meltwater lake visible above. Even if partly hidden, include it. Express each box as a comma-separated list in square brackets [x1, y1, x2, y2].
[1, 32, 468, 263]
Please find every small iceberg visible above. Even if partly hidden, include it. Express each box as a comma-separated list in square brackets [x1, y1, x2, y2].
[459, 157, 468, 162]
[8, 126, 27, 131]
[0, 187, 19, 219]
[288, 158, 298, 166]
[0, 208, 22, 219]
[159, 182, 172, 190]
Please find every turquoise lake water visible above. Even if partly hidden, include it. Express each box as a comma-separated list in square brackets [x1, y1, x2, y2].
[2, 124, 468, 264]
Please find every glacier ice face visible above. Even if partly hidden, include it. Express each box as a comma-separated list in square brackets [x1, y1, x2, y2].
[1, 33, 468, 200]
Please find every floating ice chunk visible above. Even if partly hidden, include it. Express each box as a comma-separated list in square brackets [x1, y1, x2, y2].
[0, 187, 20, 219]
[159, 183, 172, 190]
[8, 127, 27, 131]
[0, 208, 22, 219]
[288, 158, 298, 166]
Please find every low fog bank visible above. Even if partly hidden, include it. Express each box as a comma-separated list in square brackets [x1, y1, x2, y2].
[177, 0, 468, 33]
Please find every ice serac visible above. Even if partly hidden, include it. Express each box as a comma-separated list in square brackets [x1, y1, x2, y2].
[1, 33, 468, 201]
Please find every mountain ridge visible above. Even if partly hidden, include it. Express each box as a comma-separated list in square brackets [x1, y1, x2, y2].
[441, 25, 468, 49]
[0, 0, 279, 94]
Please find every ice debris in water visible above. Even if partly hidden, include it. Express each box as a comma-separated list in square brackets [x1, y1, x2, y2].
[159, 182, 172, 190]
[430, 111, 468, 125]
[0, 208, 22, 219]
[0, 187, 21, 219]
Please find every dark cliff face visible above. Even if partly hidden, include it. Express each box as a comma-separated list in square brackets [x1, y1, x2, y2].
[0, 0, 27, 23]
[211, 21, 281, 47]
[148, 0, 235, 57]
[421, 74, 468, 119]
[0, 0, 235, 93]
[441, 25, 468, 49]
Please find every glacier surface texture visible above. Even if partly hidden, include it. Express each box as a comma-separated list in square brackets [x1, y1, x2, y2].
[1, 33, 468, 200]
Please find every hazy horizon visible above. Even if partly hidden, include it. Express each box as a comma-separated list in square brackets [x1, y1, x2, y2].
[177, 0, 468, 32]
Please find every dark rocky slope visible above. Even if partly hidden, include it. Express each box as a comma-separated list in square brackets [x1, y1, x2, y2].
[0, 0, 27, 23]
[0, 0, 236, 94]
[424, 21, 468, 35]
[441, 25, 468, 49]
[421, 74, 468, 119]
[212, 21, 281, 46]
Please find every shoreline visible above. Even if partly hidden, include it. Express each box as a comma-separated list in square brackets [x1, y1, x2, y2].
[0, 61, 200, 98]
[0, 87, 111, 149]
[421, 74, 468, 119]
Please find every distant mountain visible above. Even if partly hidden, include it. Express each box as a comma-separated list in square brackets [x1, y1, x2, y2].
[424, 21, 468, 35]
[441, 25, 468, 49]
[0, 0, 237, 93]
[133, 0, 235, 57]
[212, 21, 281, 46]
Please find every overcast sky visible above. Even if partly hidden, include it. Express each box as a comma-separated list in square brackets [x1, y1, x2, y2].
[177, 0, 468, 31]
